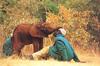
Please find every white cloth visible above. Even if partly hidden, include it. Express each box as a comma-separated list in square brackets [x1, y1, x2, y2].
[58, 28, 66, 36]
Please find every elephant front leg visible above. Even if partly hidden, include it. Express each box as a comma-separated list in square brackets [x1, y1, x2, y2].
[32, 38, 43, 52]
[33, 40, 40, 52]
[38, 38, 43, 50]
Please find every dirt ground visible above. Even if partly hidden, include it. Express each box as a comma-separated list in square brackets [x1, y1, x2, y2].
[0, 53, 100, 66]
[0, 36, 100, 66]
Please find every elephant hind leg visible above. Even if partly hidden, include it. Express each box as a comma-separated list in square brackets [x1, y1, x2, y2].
[33, 41, 40, 52]
[32, 38, 43, 52]
[12, 42, 24, 57]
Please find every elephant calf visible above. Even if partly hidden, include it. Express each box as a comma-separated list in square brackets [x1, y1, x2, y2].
[3, 22, 61, 56]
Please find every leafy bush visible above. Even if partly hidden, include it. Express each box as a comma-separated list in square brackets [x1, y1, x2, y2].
[4, 0, 17, 6]
[0, 9, 7, 24]
[0, 0, 100, 54]
[46, 5, 97, 52]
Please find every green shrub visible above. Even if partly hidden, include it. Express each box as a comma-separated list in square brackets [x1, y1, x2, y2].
[0, 9, 7, 24]
[5, 0, 17, 6]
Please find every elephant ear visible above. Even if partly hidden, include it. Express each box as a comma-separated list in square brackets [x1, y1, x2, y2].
[29, 22, 62, 38]
[29, 24, 48, 38]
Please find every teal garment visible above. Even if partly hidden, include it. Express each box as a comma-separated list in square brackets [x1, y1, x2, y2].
[3, 37, 13, 56]
[48, 34, 80, 62]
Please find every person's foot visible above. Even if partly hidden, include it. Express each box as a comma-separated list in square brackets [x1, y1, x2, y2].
[79, 61, 86, 63]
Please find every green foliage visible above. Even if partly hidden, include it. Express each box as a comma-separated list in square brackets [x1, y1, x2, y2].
[0, 0, 99, 54]
[36, 4, 46, 22]
[57, 0, 67, 4]
[0, 9, 7, 24]
[5, 0, 17, 6]
[64, 0, 88, 10]
[62, 0, 99, 11]
[28, 0, 59, 22]
[43, 0, 59, 14]
[28, 0, 45, 21]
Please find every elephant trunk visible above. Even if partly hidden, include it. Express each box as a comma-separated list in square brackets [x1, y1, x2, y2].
[49, 27, 62, 34]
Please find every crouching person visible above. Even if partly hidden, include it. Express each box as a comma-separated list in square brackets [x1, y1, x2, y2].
[30, 28, 80, 62]
[3, 36, 13, 56]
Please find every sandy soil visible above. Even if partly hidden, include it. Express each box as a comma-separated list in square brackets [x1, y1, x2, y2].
[0, 37, 100, 66]
[0, 54, 100, 66]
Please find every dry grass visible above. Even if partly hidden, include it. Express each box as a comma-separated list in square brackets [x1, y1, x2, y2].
[0, 33, 100, 66]
[0, 53, 100, 66]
